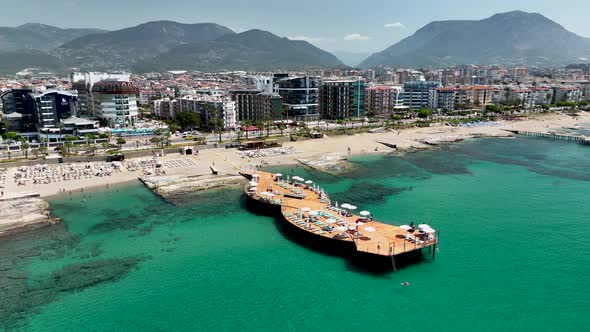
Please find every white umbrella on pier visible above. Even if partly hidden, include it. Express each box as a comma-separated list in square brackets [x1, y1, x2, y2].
[275, 173, 283, 177]
[305, 180, 313, 184]
[399, 225, 412, 231]
[418, 224, 430, 229]
[340, 203, 351, 209]
[249, 181, 258, 186]
[423, 228, 436, 234]
[359, 211, 371, 217]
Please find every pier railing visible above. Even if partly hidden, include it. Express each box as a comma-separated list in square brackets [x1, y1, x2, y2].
[516, 131, 589, 145]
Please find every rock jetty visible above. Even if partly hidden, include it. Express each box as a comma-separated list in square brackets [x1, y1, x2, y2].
[0, 195, 59, 237]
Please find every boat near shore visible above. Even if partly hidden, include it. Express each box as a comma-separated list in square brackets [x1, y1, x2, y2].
[241, 171, 438, 271]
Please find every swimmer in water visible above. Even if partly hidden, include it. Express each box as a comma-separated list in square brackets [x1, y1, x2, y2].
[401, 282, 410, 286]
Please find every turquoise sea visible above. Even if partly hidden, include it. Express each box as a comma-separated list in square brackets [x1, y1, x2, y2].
[1, 137, 590, 331]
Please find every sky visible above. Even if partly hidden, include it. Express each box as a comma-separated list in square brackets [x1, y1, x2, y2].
[1, 0, 589, 53]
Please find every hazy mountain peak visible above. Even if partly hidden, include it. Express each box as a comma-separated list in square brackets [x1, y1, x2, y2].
[360, 11, 590, 68]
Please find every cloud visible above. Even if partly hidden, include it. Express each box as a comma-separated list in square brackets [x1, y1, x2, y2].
[344, 33, 370, 41]
[384, 22, 405, 28]
[288, 35, 324, 43]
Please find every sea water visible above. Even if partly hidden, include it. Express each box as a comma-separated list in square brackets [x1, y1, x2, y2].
[1, 137, 589, 331]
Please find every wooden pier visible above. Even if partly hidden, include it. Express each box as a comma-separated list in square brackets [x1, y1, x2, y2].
[512, 130, 590, 146]
[243, 171, 437, 264]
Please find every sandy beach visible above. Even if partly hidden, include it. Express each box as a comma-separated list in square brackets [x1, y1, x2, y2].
[2, 112, 588, 199]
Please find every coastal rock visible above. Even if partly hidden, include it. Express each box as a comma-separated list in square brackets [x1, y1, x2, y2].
[297, 154, 357, 175]
[140, 174, 245, 197]
[0, 196, 59, 238]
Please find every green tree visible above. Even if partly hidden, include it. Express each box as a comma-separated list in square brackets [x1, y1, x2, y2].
[417, 109, 432, 119]
[280, 104, 290, 121]
[39, 139, 48, 156]
[263, 116, 273, 137]
[277, 123, 286, 137]
[242, 120, 252, 140]
[19, 138, 30, 159]
[31, 148, 40, 159]
[87, 145, 97, 156]
[485, 104, 501, 113]
[63, 141, 74, 156]
[3, 131, 18, 141]
[337, 119, 345, 132]
[116, 137, 127, 150]
[175, 112, 201, 130]
[57, 122, 65, 142]
[205, 104, 223, 143]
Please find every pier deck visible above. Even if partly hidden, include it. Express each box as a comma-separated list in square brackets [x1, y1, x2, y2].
[246, 171, 436, 257]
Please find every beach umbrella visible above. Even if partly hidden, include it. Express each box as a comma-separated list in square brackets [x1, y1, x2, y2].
[423, 228, 436, 234]
[326, 218, 337, 224]
[249, 181, 258, 186]
[275, 173, 283, 177]
[336, 226, 348, 232]
[359, 211, 371, 217]
[418, 224, 430, 229]
[399, 225, 412, 231]
[249, 188, 257, 192]
[340, 203, 351, 209]
[363, 227, 376, 233]
[309, 210, 319, 216]
[305, 180, 313, 184]
[347, 205, 357, 211]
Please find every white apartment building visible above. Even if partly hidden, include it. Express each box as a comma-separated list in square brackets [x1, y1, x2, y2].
[91, 81, 139, 128]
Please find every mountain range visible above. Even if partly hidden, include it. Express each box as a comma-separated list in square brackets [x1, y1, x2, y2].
[132, 29, 344, 72]
[53, 21, 236, 70]
[360, 11, 590, 68]
[1, 11, 589, 74]
[0, 23, 106, 51]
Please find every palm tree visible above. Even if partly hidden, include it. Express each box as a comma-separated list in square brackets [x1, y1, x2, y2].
[19, 137, 30, 159]
[21, 140, 30, 159]
[242, 120, 252, 140]
[57, 122, 65, 142]
[278, 123, 286, 137]
[116, 137, 126, 150]
[264, 116, 272, 137]
[63, 141, 73, 156]
[31, 148, 40, 159]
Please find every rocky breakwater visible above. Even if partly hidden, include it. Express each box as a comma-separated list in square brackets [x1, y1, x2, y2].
[0, 195, 60, 237]
[140, 174, 245, 198]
